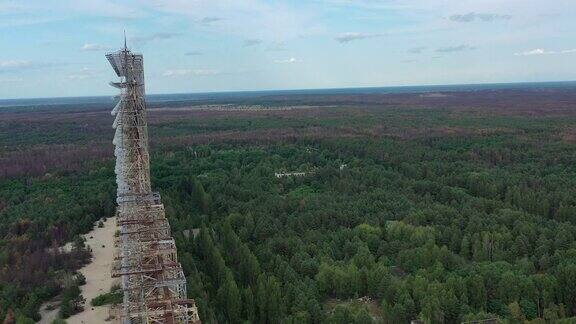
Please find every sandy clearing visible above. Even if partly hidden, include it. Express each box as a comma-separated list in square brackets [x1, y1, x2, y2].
[67, 216, 119, 324]
[39, 217, 119, 324]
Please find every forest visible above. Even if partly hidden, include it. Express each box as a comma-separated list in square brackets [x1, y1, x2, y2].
[1, 87, 576, 323]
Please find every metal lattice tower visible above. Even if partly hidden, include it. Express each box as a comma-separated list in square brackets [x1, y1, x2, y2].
[106, 40, 200, 324]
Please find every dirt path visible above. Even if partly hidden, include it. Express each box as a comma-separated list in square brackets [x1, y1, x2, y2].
[39, 217, 119, 323]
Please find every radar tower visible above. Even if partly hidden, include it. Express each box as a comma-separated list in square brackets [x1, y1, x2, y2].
[106, 38, 200, 324]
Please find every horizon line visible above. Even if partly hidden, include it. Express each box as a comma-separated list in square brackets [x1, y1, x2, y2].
[1, 79, 576, 102]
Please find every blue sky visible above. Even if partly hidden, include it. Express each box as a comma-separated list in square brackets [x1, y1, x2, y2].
[0, 0, 575, 99]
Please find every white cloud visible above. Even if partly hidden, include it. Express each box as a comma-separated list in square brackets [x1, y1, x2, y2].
[163, 69, 220, 77]
[0, 16, 60, 28]
[81, 43, 110, 51]
[243, 39, 263, 47]
[0, 60, 32, 69]
[200, 16, 222, 24]
[335, 32, 380, 43]
[67, 0, 144, 19]
[0, 0, 26, 13]
[274, 58, 301, 64]
[266, 41, 287, 51]
[313, 0, 405, 11]
[144, 0, 320, 41]
[68, 68, 100, 80]
[132, 32, 180, 46]
[515, 48, 546, 56]
[0, 60, 35, 73]
[322, 0, 576, 17]
[449, 12, 512, 23]
[0, 77, 23, 83]
[436, 44, 476, 53]
[514, 48, 576, 56]
[0, 60, 57, 73]
[409, 46, 427, 54]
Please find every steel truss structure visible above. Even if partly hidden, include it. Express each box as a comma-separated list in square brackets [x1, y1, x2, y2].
[106, 42, 200, 324]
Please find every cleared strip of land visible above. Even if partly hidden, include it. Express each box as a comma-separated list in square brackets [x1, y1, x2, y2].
[39, 217, 118, 324]
[67, 217, 118, 324]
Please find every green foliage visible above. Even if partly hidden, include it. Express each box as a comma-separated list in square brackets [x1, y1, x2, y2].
[169, 135, 576, 323]
[326, 303, 374, 324]
[0, 169, 109, 321]
[91, 286, 122, 306]
[4, 93, 576, 323]
[75, 273, 86, 286]
[59, 284, 84, 319]
[14, 314, 35, 324]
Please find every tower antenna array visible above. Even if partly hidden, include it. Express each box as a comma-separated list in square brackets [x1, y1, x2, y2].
[106, 37, 200, 324]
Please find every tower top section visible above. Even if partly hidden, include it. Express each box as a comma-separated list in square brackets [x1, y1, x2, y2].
[105, 32, 141, 77]
[107, 39, 150, 198]
[105, 48, 142, 78]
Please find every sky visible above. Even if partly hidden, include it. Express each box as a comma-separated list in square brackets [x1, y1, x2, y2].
[0, 0, 575, 99]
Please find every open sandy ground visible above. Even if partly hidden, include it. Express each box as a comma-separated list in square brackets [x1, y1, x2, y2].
[39, 217, 118, 323]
